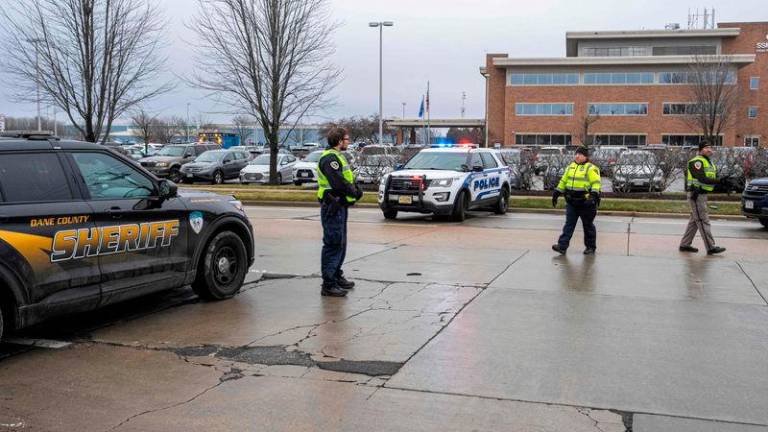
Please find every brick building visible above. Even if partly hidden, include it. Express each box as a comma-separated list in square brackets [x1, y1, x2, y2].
[482, 22, 768, 147]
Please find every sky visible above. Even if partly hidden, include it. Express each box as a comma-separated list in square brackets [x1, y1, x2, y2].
[1, 0, 766, 124]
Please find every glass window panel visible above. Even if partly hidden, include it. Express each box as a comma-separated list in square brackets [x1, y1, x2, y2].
[510, 74, 524, 85]
[536, 135, 551, 145]
[596, 73, 611, 84]
[552, 74, 566, 85]
[749, 107, 758, 118]
[642, 73, 654, 83]
[567, 74, 579, 84]
[0, 153, 73, 203]
[584, 73, 597, 84]
[538, 74, 553, 85]
[523, 74, 538, 85]
[609, 136, 623, 146]
[624, 136, 639, 146]
[551, 135, 565, 145]
[539, 104, 552, 115]
[626, 73, 641, 84]
[72, 152, 155, 200]
[750, 77, 760, 90]
[611, 73, 627, 84]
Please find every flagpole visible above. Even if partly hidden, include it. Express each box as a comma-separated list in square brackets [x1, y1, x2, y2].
[426, 81, 431, 145]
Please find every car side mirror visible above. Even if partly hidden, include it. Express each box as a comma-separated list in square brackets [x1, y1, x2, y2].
[395, 164, 404, 170]
[158, 179, 178, 199]
[472, 165, 484, 172]
[224, 159, 232, 164]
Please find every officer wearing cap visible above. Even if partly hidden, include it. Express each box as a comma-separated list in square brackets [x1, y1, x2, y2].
[551, 147, 602, 255]
[679, 140, 726, 255]
[317, 127, 363, 297]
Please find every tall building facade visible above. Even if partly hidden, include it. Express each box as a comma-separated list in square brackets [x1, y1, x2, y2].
[482, 22, 768, 147]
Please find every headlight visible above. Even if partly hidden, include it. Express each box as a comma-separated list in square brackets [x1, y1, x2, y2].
[156, 162, 169, 168]
[432, 178, 454, 188]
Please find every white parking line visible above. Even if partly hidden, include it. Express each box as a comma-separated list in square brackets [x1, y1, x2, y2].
[4, 338, 72, 349]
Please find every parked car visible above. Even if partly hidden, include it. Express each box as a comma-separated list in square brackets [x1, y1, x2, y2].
[742, 177, 768, 229]
[498, 148, 534, 190]
[712, 147, 755, 193]
[229, 145, 264, 160]
[542, 151, 574, 190]
[612, 150, 664, 192]
[534, 146, 565, 175]
[355, 154, 399, 185]
[139, 143, 218, 182]
[591, 146, 627, 178]
[292, 150, 323, 185]
[180, 149, 250, 184]
[240, 153, 298, 184]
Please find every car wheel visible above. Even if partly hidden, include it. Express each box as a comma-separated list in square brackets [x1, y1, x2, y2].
[169, 168, 182, 183]
[760, 218, 768, 230]
[212, 170, 224, 185]
[383, 209, 398, 220]
[192, 231, 248, 300]
[293, 180, 302, 186]
[494, 187, 509, 215]
[451, 190, 469, 222]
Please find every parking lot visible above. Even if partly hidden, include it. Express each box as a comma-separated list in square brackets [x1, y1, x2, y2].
[1, 206, 767, 431]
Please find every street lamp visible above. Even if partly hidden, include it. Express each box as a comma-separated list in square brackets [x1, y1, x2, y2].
[186, 103, 191, 142]
[27, 38, 43, 132]
[369, 21, 394, 146]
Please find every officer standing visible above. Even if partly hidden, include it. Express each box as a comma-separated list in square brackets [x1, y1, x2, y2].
[679, 140, 726, 255]
[317, 127, 363, 297]
[551, 147, 602, 255]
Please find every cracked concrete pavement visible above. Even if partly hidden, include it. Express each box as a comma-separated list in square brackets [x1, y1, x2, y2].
[1, 206, 767, 431]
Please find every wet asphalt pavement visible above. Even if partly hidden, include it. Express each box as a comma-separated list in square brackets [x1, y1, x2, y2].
[1, 206, 767, 431]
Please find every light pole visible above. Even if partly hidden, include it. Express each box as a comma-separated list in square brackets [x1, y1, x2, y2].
[186, 103, 191, 142]
[369, 21, 393, 145]
[402, 102, 406, 119]
[27, 38, 43, 132]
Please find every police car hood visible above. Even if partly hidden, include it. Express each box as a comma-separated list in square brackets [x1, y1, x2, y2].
[177, 189, 234, 202]
[390, 169, 462, 180]
[750, 177, 768, 186]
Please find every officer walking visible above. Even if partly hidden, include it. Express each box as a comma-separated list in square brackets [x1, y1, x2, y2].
[317, 127, 363, 297]
[679, 140, 726, 255]
[551, 147, 602, 255]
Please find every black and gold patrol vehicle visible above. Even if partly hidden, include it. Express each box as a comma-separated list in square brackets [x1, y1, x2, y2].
[0, 134, 255, 341]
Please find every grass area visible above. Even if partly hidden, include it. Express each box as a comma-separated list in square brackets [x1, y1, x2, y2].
[510, 196, 742, 215]
[184, 185, 742, 215]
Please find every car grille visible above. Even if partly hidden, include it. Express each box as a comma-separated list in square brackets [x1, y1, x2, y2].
[243, 173, 264, 181]
[141, 161, 156, 168]
[296, 169, 314, 179]
[388, 177, 430, 194]
[744, 184, 768, 199]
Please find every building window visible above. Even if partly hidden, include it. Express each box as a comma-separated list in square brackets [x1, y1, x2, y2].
[750, 77, 760, 90]
[582, 46, 650, 57]
[584, 72, 654, 85]
[662, 103, 701, 115]
[651, 45, 717, 56]
[515, 134, 572, 146]
[515, 103, 574, 116]
[510, 73, 579, 86]
[744, 136, 760, 147]
[662, 135, 723, 147]
[588, 103, 648, 116]
[659, 71, 737, 85]
[748, 107, 758, 119]
[590, 135, 647, 146]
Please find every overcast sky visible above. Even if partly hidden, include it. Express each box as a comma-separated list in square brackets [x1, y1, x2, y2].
[1, 0, 765, 124]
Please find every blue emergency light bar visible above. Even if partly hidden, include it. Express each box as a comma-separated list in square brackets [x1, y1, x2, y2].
[430, 143, 478, 149]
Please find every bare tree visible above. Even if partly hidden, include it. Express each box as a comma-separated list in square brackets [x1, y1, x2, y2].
[232, 115, 253, 145]
[130, 108, 158, 153]
[152, 116, 186, 144]
[576, 113, 601, 146]
[0, 0, 172, 143]
[191, 0, 341, 184]
[684, 55, 739, 145]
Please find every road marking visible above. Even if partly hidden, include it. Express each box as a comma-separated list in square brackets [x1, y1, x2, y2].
[4, 338, 72, 349]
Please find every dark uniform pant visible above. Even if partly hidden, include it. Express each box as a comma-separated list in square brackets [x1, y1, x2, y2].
[321, 203, 348, 285]
[558, 200, 597, 250]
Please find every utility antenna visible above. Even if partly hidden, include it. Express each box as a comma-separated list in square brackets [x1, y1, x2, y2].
[460, 92, 466, 119]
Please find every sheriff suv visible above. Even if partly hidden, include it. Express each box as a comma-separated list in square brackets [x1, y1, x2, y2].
[378, 144, 512, 221]
[0, 134, 255, 341]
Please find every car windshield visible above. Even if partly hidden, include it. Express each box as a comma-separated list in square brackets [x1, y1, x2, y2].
[619, 152, 657, 165]
[304, 151, 323, 162]
[403, 152, 468, 171]
[196, 151, 227, 162]
[250, 154, 272, 165]
[156, 146, 186, 157]
[360, 155, 394, 166]
[502, 152, 521, 164]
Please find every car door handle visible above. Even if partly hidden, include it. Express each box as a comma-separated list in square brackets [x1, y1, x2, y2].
[106, 207, 124, 219]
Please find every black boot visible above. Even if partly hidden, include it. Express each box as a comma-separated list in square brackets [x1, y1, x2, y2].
[679, 245, 699, 253]
[707, 246, 726, 255]
[321, 284, 348, 297]
[336, 276, 355, 290]
[551, 244, 566, 255]
[583, 248, 596, 255]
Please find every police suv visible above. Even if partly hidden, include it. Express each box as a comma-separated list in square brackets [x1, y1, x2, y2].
[378, 144, 512, 221]
[0, 133, 255, 341]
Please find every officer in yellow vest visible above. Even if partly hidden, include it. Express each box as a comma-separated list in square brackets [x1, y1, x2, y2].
[317, 127, 363, 297]
[551, 147, 602, 255]
[679, 140, 726, 255]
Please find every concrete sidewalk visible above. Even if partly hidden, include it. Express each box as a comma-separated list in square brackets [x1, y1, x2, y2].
[0, 207, 766, 431]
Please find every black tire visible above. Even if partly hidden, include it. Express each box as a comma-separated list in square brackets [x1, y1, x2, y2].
[383, 209, 398, 220]
[192, 231, 249, 300]
[760, 218, 768, 229]
[494, 187, 510, 215]
[0, 303, 4, 342]
[451, 190, 469, 222]
[212, 170, 224, 185]
[293, 180, 302, 186]
[277, 173, 283, 184]
[169, 168, 182, 183]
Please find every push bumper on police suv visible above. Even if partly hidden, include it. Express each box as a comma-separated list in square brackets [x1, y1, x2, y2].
[379, 175, 456, 215]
